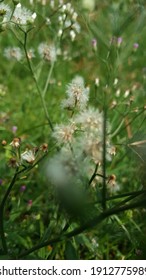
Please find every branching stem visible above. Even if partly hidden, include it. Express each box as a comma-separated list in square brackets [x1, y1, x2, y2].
[0, 168, 19, 254]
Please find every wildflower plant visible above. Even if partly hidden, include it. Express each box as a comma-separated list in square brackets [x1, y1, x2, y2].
[0, 0, 146, 260]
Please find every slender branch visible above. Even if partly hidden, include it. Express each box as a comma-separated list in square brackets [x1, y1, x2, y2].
[23, 32, 54, 131]
[106, 191, 144, 210]
[110, 118, 125, 138]
[42, 61, 55, 98]
[10, 3, 16, 21]
[117, 108, 145, 135]
[106, 189, 146, 201]
[102, 96, 107, 210]
[93, 190, 146, 205]
[32, 4, 63, 39]
[0, 168, 19, 254]
[88, 163, 99, 185]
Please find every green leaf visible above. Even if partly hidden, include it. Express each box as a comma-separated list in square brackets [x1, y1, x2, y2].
[16, 235, 32, 249]
[65, 240, 79, 260]
[114, 215, 131, 241]
[0, 126, 6, 130]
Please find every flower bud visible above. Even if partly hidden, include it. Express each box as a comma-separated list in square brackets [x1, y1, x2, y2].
[12, 0, 20, 6]
[2, 140, 7, 146]
[10, 137, 21, 148]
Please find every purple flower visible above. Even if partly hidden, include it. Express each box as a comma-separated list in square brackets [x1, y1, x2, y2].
[27, 199, 32, 207]
[20, 185, 26, 192]
[91, 39, 97, 51]
[117, 37, 122, 46]
[0, 179, 3, 186]
[133, 43, 139, 49]
[12, 126, 18, 134]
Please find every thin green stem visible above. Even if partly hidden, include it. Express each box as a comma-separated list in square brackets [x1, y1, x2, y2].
[0, 168, 19, 254]
[102, 98, 107, 210]
[118, 108, 145, 135]
[106, 189, 146, 201]
[10, 3, 16, 21]
[110, 118, 125, 138]
[107, 191, 144, 210]
[23, 32, 54, 131]
[42, 61, 55, 98]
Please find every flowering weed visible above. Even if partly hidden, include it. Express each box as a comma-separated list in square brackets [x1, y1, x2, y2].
[0, 0, 146, 260]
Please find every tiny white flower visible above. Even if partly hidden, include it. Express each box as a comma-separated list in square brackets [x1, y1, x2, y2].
[114, 78, 118, 86]
[38, 42, 57, 63]
[124, 89, 130, 98]
[21, 150, 35, 164]
[32, 12, 37, 20]
[58, 29, 63, 37]
[72, 12, 78, 21]
[62, 4, 67, 12]
[106, 142, 115, 161]
[95, 77, 100, 87]
[4, 47, 23, 61]
[72, 22, 81, 33]
[116, 89, 121, 97]
[16, 3, 21, 8]
[62, 14, 66, 21]
[58, 15, 63, 24]
[70, 8, 75, 15]
[50, 0, 55, 9]
[66, 3, 72, 12]
[80, 135, 103, 164]
[10, 138, 21, 148]
[62, 76, 89, 110]
[46, 17, 51, 25]
[52, 122, 76, 144]
[13, 4, 37, 25]
[75, 107, 103, 134]
[27, 48, 35, 59]
[64, 19, 72, 28]
[0, 3, 11, 23]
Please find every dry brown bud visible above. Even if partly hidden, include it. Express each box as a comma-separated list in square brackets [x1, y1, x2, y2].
[2, 140, 7, 146]
[108, 174, 116, 184]
[10, 137, 21, 148]
[40, 143, 48, 152]
[8, 158, 18, 168]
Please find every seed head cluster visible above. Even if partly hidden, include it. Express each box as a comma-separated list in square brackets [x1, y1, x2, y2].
[47, 76, 115, 187]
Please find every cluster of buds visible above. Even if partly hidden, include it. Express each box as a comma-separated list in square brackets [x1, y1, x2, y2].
[109, 77, 140, 110]
[57, 2, 80, 41]
[110, 36, 123, 48]
[1, 137, 48, 168]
